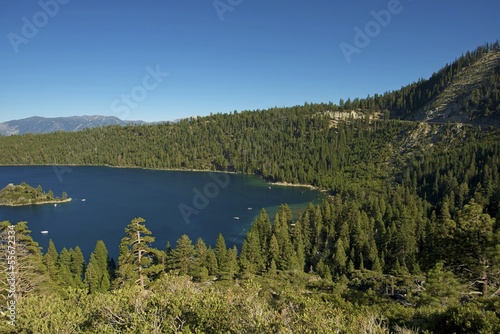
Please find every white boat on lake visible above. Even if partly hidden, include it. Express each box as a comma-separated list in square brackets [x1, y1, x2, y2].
[41, 231, 48, 234]
[233, 217, 240, 220]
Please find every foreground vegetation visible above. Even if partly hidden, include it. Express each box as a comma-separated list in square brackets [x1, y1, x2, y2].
[1, 200, 499, 333]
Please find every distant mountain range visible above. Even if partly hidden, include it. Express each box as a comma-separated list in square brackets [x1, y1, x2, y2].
[0, 115, 146, 136]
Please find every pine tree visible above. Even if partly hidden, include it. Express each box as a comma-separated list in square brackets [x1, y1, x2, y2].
[296, 242, 306, 272]
[272, 208, 295, 270]
[372, 254, 382, 273]
[255, 209, 272, 252]
[43, 239, 59, 282]
[214, 233, 227, 274]
[84, 241, 111, 293]
[59, 248, 71, 270]
[205, 248, 218, 276]
[332, 238, 347, 274]
[267, 259, 277, 277]
[57, 248, 76, 287]
[60, 269, 78, 289]
[239, 229, 263, 274]
[292, 217, 306, 271]
[316, 259, 332, 280]
[114, 237, 134, 289]
[84, 254, 104, 293]
[0, 221, 49, 302]
[171, 234, 194, 275]
[268, 234, 280, 268]
[220, 246, 238, 280]
[93, 241, 110, 275]
[192, 237, 208, 279]
[70, 246, 85, 286]
[115, 217, 164, 290]
[454, 200, 497, 295]
[419, 262, 462, 307]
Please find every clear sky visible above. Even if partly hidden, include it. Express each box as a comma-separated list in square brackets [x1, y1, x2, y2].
[1, 0, 499, 122]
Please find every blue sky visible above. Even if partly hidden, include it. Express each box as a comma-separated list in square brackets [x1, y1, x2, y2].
[1, 0, 499, 122]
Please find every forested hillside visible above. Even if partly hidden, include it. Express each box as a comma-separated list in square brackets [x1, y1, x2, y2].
[339, 42, 500, 124]
[0, 43, 499, 333]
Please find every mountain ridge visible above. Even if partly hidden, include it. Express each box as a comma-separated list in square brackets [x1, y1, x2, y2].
[323, 41, 500, 126]
[402, 46, 500, 124]
[0, 115, 146, 136]
[2, 42, 499, 137]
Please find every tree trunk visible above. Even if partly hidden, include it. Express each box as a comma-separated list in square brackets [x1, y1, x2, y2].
[137, 231, 144, 291]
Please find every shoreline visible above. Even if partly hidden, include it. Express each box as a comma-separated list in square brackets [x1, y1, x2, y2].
[0, 164, 330, 195]
[0, 163, 238, 175]
[0, 198, 72, 207]
[269, 181, 332, 198]
[268, 181, 318, 190]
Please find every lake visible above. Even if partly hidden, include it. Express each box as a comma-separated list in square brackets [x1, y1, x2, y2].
[0, 166, 324, 260]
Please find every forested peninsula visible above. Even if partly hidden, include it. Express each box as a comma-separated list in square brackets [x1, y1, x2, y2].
[0, 183, 70, 207]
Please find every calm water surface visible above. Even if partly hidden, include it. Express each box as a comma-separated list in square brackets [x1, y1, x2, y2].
[0, 166, 324, 260]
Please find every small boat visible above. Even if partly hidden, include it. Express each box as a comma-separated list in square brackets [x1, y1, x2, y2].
[41, 231, 48, 234]
[247, 207, 252, 210]
[82, 199, 86, 202]
[54, 204, 57, 207]
[233, 217, 240, 220]
[268, 187, 271, 189]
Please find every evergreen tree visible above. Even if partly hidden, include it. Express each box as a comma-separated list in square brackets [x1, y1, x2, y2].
[220, 246, 238, 280]
[58, 248, 77, 287]
[268, 234, 280, 268]
[84, 241, 111, 293]
[205, 248, 219, 276]
[115, 217, 163, 290]
[272, 207, 295, 270]
[84, 253, 110, 293]
[332, 238, 347, 274]
[43, 239, 59, 282]
[70, 246, 85, 279]
[254, 209, 272, 253]
[93, 241, 110, 277]
[419, 262, 462, 307]
[59, 248, 71, 270]
[267, 258, 277, 277]
[454, 200, 497, 295]
[0, 221, 49, 301]
[61, 264, 77, 288]
[214, 233, 227, 274]
[114, 237, 134, 289]
[239, 229, 263, 274]
[171, 234, 194, 275]
[192, 237, 208, 279]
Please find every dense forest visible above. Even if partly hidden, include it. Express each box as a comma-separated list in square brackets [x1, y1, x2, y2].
[0, 44, 499, 332]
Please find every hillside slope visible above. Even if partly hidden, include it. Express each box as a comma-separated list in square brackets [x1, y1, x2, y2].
[331, 42, 500, 126]
[407, 47, 500, 123]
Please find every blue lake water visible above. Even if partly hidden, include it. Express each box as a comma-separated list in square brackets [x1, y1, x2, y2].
[0, 166, 324, 260]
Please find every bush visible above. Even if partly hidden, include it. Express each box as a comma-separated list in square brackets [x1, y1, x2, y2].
[434, 301, 500, 334]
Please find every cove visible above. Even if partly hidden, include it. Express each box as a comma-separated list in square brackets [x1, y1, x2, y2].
[0, 166, 325, 260]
